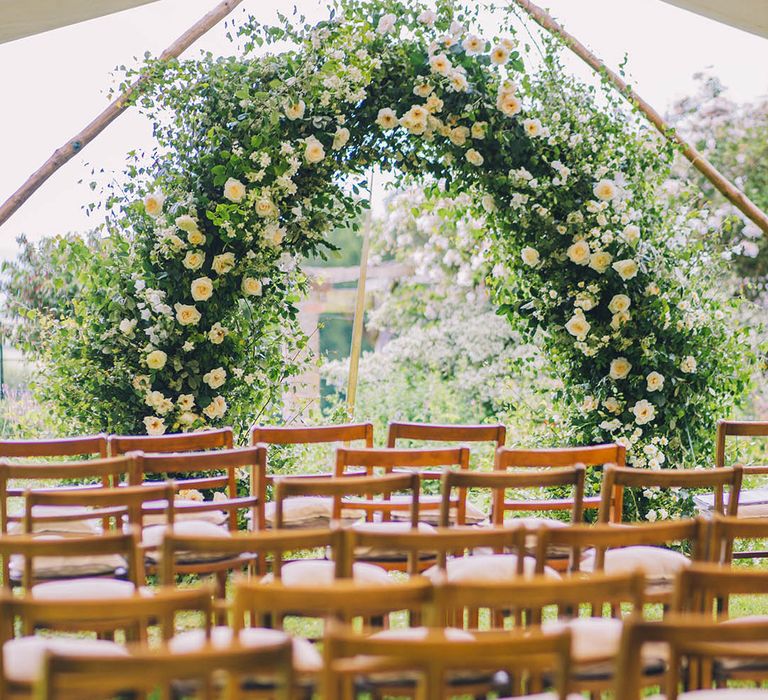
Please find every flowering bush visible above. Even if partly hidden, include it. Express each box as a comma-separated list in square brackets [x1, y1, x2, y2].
[30, 0, 752, 510]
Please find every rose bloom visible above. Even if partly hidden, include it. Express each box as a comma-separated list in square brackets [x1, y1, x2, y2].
[523, 118, 543, 137]
[255, 198, 278, 218]
[608, 294, 631, 314]
[610, 311, 630, 330]
[208, 322, 228, 345]
[304, 136, 326, 164]
[203, 367, 227, 390]
[203, 395, 228, 420]
[212, 252, 236, 275]
[177, 394, 195, 411]
[284, 100, 306, 121]
[604, 397, 621, 414]
[119, 319, 136, 336]
[174, 303, 201, 326]
[146, 350, 167, 371]
[413, 83, 433, 98]
[567, 240, 591, 266]
[377, 13, 396, 34]
[223, 178, 246, 203]
[143, 192, 164, 218]
[175, 215, 198, 232]
[622, 224, 640, 245]
[646, 371, 665, 392]
[376, 108, 398, 130]
[465, 148, 484, 166]
[241, 277, 263, 296]
[188, 229, 206, 246]
[631, 399, 656, 425]
[132, 374, 151, 392]
[496, 92, 521, 116]
[461, 34, 484, 54]
[449, 72, 468, 92]
[332, 127, 350, 151]
[425, 94, 444, 113]
[593, 179, 618, 201]
[264, 224, 286, 247]
[490, 44, 510, 64]
[501, 37, 517, 50]
[521, 246, 540, 266]
[612, 259, 639, 280]
[680, 356, 697, 373]
[191, 276, 214, 302]
[143, 416, 166, 436]
[565, 311, 590, 341]
[471, 122, 487, 139]
[177, 412, 199, 427]
[609, 357, 632, 380]
[482, 194, 495, 213]
[183, 250, 205, 271]
[589, 251, 612, 273]
[417, 9, 437, 26]
[429, 53, 452, 76]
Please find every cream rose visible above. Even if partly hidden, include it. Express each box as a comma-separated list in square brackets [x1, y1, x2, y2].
[175, 215, 198, 232]
[187, 229, 206, 246]
[429, 53, 452, 76]
[567, 240, 591, 266]
[376, 108, 398, 130]
[146, 350, 167, 371]
[425, 94, 444, 113]
[264, 224, 286, 247]
[609, 357, 632, 380]
[604, 397, 622, 414]
[208, 322, 228, 345]
[471, 121, 487, 140]
[203, 395, 228, 420]
[143, 416, 166, 436]
[241, 277, 263, 297]
[465, 149, 484, 166]
[448, 126, 469, 146]
[523, 118, 543, 137]
[413, 83, 433, 98]
[377, 13, 396, 34]
[223, 177, 246, 203]
[203, 367, 227, 390]
[119, 319, 136, 336]
[143, 192, 164, 218]
[449, 72, 468, 92]
[622, 224, 640, 245]
[255, 197, 278, 218]
[461, 35, 484, 54]
[284, 100, 306, 121]
[174, 303, 201, 326]
[613, 259, 639, 281]
[132, 374, 151, 393]
[490, 44, 510, 65]
[304, 136, 326, 164]
[593, 179, 618, 201]
[191, 276, 213, 302]
[212, 252, 236, 275]
[417, 9, 437, 25]
[680, 356, 697, 373]
[565, 311, 590, 341]
[521, 247, 540, 267]
[646, 371, 665, 392]
[177, 394, 195, 411]
[332, 126, 350, 151]
[497, 94, 521, 117]
[177, 412, 199, 427]
[589, 251, 612, 273]
[608, 294, 631, 314]
[631, 399, 656, 425]
[182, 250, 205, 271]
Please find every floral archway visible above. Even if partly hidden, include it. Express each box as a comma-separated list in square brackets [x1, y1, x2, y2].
[39, 0, 750, 515]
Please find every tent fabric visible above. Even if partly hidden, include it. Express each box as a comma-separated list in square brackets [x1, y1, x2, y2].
[0, 0, 158, 44]
[661, 0, 768, 39]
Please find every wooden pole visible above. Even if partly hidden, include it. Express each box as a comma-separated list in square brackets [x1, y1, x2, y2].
[0, 0, 245, 230]
[346, 175, 374, 417]
[511, 0, 768, 236]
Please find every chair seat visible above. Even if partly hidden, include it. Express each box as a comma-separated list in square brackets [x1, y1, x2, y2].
[3, 636, 128, 684]
[388, 496, 488, 525]
[141, 499, 227, 526]
[10, 535, 126, 579]
[352, 521, 437, 560]
[31, 577, 137, 600]
[263, 497, 365, 529]
[544, 617, 622, 663]
[262, 559, 391, 586]
[143, 520, 232, 563]
[170, 626, 321, 674]
[424, 554, 561, 583]
[8, 505, 102, 535]
[581, 545, 689, 586]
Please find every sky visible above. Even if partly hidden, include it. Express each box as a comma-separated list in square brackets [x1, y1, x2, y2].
[0, 0, 766, 263]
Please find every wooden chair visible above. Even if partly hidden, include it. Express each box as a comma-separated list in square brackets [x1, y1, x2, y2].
[0, 455, 137, 535]
[37, 640, 294, 700]
[322, 620, 573, 700]
[535, 518, 709, 604]
[0, 435, 108, 460]
[108, 426, 234, 456]
[440, 467, 586, 570]
[615, 614, 768, 700]
[251, 422, 374, 450]
[494, 443, 626, 523]
[598, 464, 743, 523]
[0, 586, 215, 699]
[432, 571, 651, 694]
[709, 514, 768, 565]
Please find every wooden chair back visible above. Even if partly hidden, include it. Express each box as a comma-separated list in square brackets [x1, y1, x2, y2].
[673, 562, 768, 617]
[495, 443, 625, 522]
[251, 422, 374, 447]
[715, 419, 768, 474]
[615, 614, 768, 700]
[599, 465, 743, 523]
[132, 447, 263, 531]
[0, 455, 138, 534]
[440, 467, 586, 527]
[273, 472, 421, 528]
[108, 427, 234, 456]
[322, 621, 572, 700]
[0, 435, 108, 460]
[708, 514, 768, 565]
[36, 640, 294, 700]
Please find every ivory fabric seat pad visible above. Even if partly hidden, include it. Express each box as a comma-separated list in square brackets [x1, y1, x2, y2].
[388, 495, 488, 525]
[424, 554, 561, 582]
[3, 636, 128, 683]
[8, 505, 101, 535]
[142, 520, 232, 563]
[31, 577, 136, 600]
[263, 497, 365, 529]
[141, 499, 227, 526]
[352, 521, 437, 560]
[473, 517, 571, 557]
[261, 559, 390, 586]
[581, 545, 690, 584]
[9, 534, 126, 579]
[712, 615, 768, 673]
[170, 626, 321, 674]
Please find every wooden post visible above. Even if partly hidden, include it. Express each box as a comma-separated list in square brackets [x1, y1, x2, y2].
[0, 0, 245, 229]
[346, 177, 374, 417]
[512, 0, 768, 236]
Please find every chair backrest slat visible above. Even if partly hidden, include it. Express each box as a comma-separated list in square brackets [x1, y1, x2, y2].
[251, 422, 374, 446]
[108, 427, 234, 456]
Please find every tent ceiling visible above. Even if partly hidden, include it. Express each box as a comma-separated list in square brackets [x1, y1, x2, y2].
[661, 0, 768, 39]
[0, 0, 159, 44]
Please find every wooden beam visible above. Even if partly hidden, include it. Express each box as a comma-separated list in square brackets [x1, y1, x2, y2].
[512, 0, 768, 235]
[0, 0, 244, 229]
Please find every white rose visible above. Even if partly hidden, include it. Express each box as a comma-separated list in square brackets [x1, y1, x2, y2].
[490, 44, 510, 65]
[497, 93, 521, 116]
[146, 350, 167, 370]
[212, 252, 236, 275]
[646, 371, 665, 392]
[241, 277, 263, 297]
[608, 294, 631, 314]
[175, 215, 199, 232]
[284, 100, 306, 121]
[449, 71, 468, 92]
[191, 276, 213, 302]
[609, 357, 632, 380]
[255, 198, 278, 218]
[612, 259, 639, 280]
[565, 311, 590, 341]
[429, 53, 452, 76]
[377, 13, 396, 34]
[622, 224, 640, 245]
[304, 136, 326, 164]
[183, 250, 205, 270]
[521, 246, 540, 267]
[174, 303, 201, 326]
[119, 319, 136, 336]
[465, 148, 484, 166]
[332, 127, 350, 150]
[376, 108, 398, 130]
[208, 322, 228, 345]
[425, 94, 443, 113]
[523, 118, 543, 137]
[264, 224, 286, 247]
[593, 179, 618, 201]
[481, 195, 495, 213]
[143, 416, 166, 436]
[680, 356, 697, 373]
[589, 251, 612, 273]
[223, 178, 246, 203]
[417, 9, 437, 26]
[471, 122, 487, 139]
[187, 229, 206, 246]
[501, 37, 517, 50]
[177, 394, 195, 411]
[462, 35, 484, 54]
[177, 412, 199, 426]
[604, 397, 622, 414]
[203, 395, 228, 420]
[449, 125, 469, 146]
[132, 374, 151, 393]
[631, 399, 656, 426]
[413, 83, 433, 98]
[143, 192, 164, 218]
[203, 367, 227, 390]
[567, 240, 591, 266]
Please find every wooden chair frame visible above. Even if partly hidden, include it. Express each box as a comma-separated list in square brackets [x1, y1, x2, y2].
[108, 427, 234, 456]
[0, 435, 108, 460]
[709, 514, 768, 564]
[251, 422, 374, 448]
[715, 419, 768, 474]
[386, 421, 506, 449]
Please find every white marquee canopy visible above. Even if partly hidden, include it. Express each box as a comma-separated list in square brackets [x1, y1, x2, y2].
[661, 0, 768, 39]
